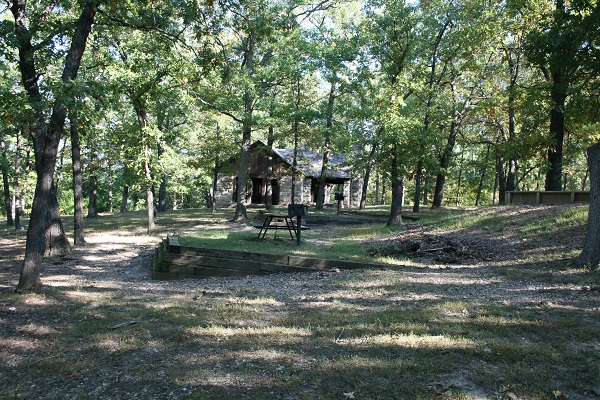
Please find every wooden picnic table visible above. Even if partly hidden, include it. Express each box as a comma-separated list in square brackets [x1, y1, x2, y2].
[252, 213, 309, 241]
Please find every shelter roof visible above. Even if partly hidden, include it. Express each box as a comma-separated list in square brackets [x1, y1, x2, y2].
[272, 146, 352, 180]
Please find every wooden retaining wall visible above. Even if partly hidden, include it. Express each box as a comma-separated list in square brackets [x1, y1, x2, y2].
[152, 235, 380, 279]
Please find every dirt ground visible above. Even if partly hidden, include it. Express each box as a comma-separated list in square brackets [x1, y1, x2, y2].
[0, 204, 598, 400]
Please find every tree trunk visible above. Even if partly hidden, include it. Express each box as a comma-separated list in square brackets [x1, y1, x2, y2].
[505, 47, 519, 197]
[143, 142, 156, 233]
[496, 151, 507, 204]
[14, 0, 97, 292]
[234, 33, 256, 221]
[265, 125, 274, 209]
[316, 82, 336, 210]
[387, 142, 403, 226]
[87, 175, 98, 218]
[157, 143, 167, 212]
[13, 131, 23, 231]
[45, 183, 72, 256]
[234, 129, 251, 220]
[70, 109, 86, 245]
[360, 144, 377, 210]
[158, 177, 167, 212]
[145, 176, 156, 233]
[432, 121, 458, 208]
[545, 69, 567, 191]
[121, 185, 130, 212]
[545, 73, 566, 191]
[413, 157, 423, 213]
[575, 143, 600, 269]
[1, 135, 13, 225]
[475, 144, 491, 206]
[210, 122, 221, 213]
[291, 77, 301, 204]
[423, 176, 430, 206]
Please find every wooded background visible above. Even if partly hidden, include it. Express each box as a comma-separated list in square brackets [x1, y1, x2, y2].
[1, 0, 599, 225]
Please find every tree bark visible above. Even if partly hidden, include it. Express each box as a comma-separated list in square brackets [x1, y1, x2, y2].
[574, 143, 600, 269]
[545, 69, 567, 191]
[87, 175, 98, 218]
[14, 0, 97, 292]
[45, 182, 71, 256]
[413, 156, 423, 213]
[360, 143, 377, 210]
[211, 122, 221, 213]
[121, 184, 130, 213]
[316, 82, 336, 210]
[1, 134, 13, 225]
[475, 144, 491, 206]
[387, 142, 403, 226]
[265, 125, 274, 209]
[432, 121, 458, 208]
[13, 131, 23, 231]
[158, 176, 167, 212]
[70, 109, 86, 245]
[234, 33, 256, 221]
[157, 143, 167, 212]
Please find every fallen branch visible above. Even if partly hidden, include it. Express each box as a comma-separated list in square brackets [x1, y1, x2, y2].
[110, 320, 140, 330]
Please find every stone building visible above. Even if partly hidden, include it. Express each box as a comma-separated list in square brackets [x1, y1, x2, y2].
[214, 141, 363, 208]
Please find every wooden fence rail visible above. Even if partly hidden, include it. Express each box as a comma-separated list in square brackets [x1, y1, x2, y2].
[506, 191, 590, 205]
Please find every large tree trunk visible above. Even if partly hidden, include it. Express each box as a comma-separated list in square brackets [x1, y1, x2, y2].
[545, 69, 567, 191]
[387, 142, 403, 226]
[432, 121, 458, 208]
[496, 151, 507, 204]
[87, 175, 98, 218]
[575, 143, 600, 269]
[132, 99, 156, 232]
[70, 109, 86, 245]
[316, 82, 336, 210]
[211, 122, 221, 213]
[157, 143, 168, 212]
[158, 177, 167, 212]
[14, 0, 97, 292]
[413, 157, 423, 213]
[265, 125, 274, 209]
[234, 33, 256, 221]
[1, 134, 13, 226]
[475, 144, 491, 206]
[45, 183, 71, 256]
[360, 143, 377, 210]
[121, 185, 130, 212]
[13, 131, 23, 231]
[234, 128, 251, 220]
[505, 46, 519, 198]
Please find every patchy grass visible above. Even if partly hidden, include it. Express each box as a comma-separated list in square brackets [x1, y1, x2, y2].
[1, 205, 599, 399]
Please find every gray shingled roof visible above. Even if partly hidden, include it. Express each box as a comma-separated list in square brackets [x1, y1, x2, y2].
[273, 147, 352, 179]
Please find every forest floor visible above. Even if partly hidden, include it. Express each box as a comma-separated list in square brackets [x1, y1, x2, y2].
[0, 204, 599, 400]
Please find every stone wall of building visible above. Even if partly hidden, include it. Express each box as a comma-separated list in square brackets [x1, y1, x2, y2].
[215, 173, 363, 208]
[279, 176, 311, 204]
[214, 174, 235, 207]
[350, 177, 364, 207]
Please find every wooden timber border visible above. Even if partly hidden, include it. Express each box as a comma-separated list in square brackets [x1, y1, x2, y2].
[152, 235, 386, 279]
